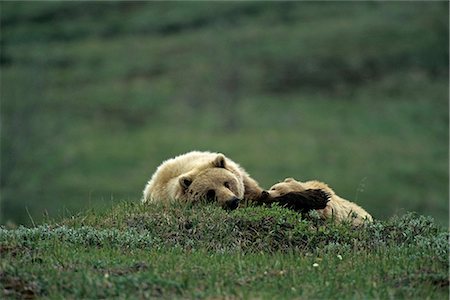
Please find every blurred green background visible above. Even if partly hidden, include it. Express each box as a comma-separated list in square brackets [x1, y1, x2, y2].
[1, 2, 448, 226]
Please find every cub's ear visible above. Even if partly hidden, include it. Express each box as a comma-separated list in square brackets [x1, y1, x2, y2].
[179, 176, 193, 190]
[284, 178, 296, 183]
[212, 154, 227, 168]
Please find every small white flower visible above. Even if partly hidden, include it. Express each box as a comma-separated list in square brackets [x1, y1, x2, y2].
[337, 254, 343, 260]
[313, 263, 319, 267]
[104, 273, 109, 279]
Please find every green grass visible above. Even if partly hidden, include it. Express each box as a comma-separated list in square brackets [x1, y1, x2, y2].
[1, 202, 448, 299]
[1, 2, 448, 226]
[1, 3, 447, 298]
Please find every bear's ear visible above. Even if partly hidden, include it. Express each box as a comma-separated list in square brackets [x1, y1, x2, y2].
[179, 176, 192, 190]
[284, 178, 296, 183]
[212, 154, 227, 168]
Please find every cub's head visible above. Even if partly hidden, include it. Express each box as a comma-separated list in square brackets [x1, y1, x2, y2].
[178, 154, 244, 210]
[265, 178, 305, 198]
[259, 178, 330, 213]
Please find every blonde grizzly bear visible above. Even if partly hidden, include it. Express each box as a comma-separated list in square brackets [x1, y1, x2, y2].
[261, 178, 372, 225]
[142, 151, 263, 210]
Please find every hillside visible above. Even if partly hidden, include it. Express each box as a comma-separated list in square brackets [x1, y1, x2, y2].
[1, 202, 448, 299]
[1, 3, 449, 226]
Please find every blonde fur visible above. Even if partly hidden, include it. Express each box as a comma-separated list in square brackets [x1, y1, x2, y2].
[142, 151, 262, 208]
[268, 178, 372, 225]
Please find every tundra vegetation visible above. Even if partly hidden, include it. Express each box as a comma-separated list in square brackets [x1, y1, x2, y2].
[1, 2, 448, 298]
[1, 2, 448, 226]
[1, 202, 448, 299]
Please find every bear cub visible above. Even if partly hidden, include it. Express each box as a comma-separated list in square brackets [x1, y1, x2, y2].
[261, 178, 372, 225]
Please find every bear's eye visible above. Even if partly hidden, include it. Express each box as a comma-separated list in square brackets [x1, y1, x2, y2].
[206, 189, 216, 202]
[224, 182, 230, 189]
[270, 187, 277, 191]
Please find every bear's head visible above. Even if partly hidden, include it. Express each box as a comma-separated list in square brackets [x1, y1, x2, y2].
[259, 178, 330, 213]
[178, 154, 245, 210]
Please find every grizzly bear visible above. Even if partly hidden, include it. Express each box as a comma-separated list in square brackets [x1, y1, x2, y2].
[142, 151, 263, 210]
[260, 178, 372, 225]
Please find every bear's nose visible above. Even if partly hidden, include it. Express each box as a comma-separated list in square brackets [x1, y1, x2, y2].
[225, 197, 240, 210]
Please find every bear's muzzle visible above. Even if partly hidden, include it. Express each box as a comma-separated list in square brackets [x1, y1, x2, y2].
[224, 197, 240, 210]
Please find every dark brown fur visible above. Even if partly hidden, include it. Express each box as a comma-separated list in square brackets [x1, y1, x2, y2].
[258, 189, 330, 213]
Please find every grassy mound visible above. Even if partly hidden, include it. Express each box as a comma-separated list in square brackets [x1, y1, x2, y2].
[1, 202, 448, 299]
